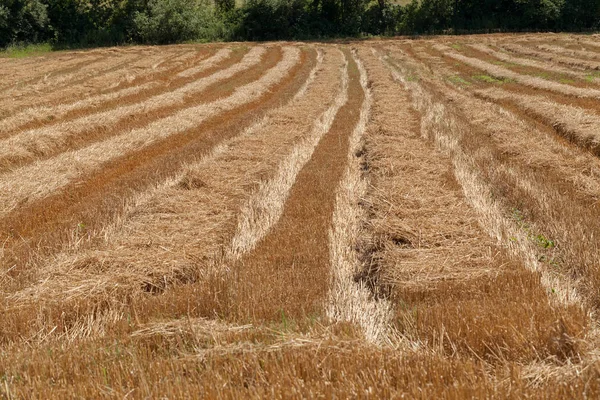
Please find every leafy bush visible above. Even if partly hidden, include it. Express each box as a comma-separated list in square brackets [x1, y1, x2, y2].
[133, 0, 224, 44]
[362, 1, 404, 36]
[0, 5, 9, 30]
[44, 0, 144, 47]
[0, 0, 50, 47]
[233, 0, 313, 40]
[560, 0, 600, 30]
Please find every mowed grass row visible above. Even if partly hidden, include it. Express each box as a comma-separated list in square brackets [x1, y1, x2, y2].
[1, 46, 342, 345]
[0, 46, 220, 134]
[479, 36, 600, 74]
[0, 45, 188, 97]
[395, 39, 600, 313]
[359, 46, 585, 363]
[409, 38, 600, 108]
[0, 50, 104, 93]
[2, 36, 600, 398]
[405, 40, 600, 148]
[0, 44, 364, 393]
[0, 46, 267, 171]
[222, 48, 362, 325]
[0, 46, 225, 123]
[388, 39, 600, 368]
[0, 45, 375, 397]
[501, 41, 600, 71]
[6, 338, 600, 398]
[0, 45, 310, 288]
[371, 41, 600, 392]
[436, 43, 600, 97]
[0, 50, 148, 114]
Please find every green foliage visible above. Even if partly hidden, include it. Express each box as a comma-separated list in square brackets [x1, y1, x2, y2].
[215, 0, 235, 14]
[560, 0, 600, 30]
[133, 0, 224, 44]
[45, 0, 145, 47]
[0, 0, 50, 47]
[402, 0, 575, 33]
[447, 75, 471, 85]
[585, 71, 600, 82]
[0, 42, 52, 57]
[0, 5, 8, 27]
[535, 234, 555, 249]
[230, 0, 311, 41]
[230, 0, 376, 41]
[473, 74, 506, 84]
[1, 0, 599, 48]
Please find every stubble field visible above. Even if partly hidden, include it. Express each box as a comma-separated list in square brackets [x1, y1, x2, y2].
[2, 33, 600, 398]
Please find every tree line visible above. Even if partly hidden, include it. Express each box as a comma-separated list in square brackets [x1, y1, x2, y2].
[1, 0, 599, 48]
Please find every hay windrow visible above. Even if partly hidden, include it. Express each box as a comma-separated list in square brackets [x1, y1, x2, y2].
[0, 46, 299, 217]
[437, 44, 600, 99]
[2, 36, 600, 397]
[326, 49, 396, 346]
[228, 49, 348, 259]
[0, 48, 227, 135]
[0, 47, 262, 171]
[501, 42, 600, 71]
[3, 47, 333, 342]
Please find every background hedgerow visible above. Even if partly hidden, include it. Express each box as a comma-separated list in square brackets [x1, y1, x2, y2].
[1, 0, 600, 49]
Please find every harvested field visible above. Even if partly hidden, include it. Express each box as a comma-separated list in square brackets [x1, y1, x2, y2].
[2, 34, 600, 398]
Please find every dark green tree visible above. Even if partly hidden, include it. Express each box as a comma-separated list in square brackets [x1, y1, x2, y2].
[133, 0, 222, 44]
[561, 0, 600, 30]
[0, 0, 49, 47]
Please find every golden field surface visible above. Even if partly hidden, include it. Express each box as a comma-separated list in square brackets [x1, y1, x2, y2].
[2, 33, 600, 398]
